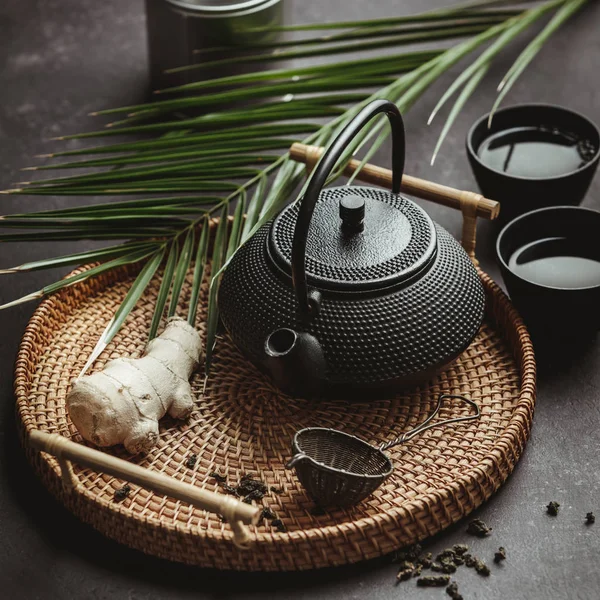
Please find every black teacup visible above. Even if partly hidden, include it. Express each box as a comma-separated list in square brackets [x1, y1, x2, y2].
[467, 104, 600, 224]
[496, 206, 600, 343]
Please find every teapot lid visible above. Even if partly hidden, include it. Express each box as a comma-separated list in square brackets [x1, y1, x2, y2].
[268, 186, 437, 291]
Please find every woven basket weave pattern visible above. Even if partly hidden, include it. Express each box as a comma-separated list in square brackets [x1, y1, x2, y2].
[15, 244, 536, 571]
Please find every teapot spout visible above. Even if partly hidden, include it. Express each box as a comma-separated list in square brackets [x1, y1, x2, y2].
[264, 328, 326, 397]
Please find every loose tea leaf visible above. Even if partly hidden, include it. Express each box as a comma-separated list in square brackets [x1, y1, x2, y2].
[236, 476, 268, 499]
[222, 483, 239, 496]
[446, 581, 463, 600]
[242, 489, 266, 504]
[494, 546, 506, 563]
[453, 543, 469, 555]
[431, 562, 457, 574]
[546, 501, 560, 516]
[585, 512, 595, 525]
[114, 483, 131, 502]
[260, 507, 276, 520]
[210, 471, 270, 503]
[418, 552, 433, 568]
[270, 486, 283, 494]
[394, 543, 422, 562]
[396, 561, 415, 582]
[464, 553, 477, 568]
[185, 454, 197, 469]
[467, 518, 492, 537]
[417, 575, 450, 587]
[272, 518, 287, 533]
[209, 471, 227, 483]
[436, 549, 457, 563]
[474, 559, 491, 576]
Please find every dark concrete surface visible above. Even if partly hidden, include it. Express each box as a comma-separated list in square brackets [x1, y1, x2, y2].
[1, 1, 599, 598]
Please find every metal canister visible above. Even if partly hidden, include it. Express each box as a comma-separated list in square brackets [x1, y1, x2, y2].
[145, 0, 286, 90]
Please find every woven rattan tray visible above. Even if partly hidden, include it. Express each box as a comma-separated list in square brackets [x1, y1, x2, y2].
[15, 236, 536, 570]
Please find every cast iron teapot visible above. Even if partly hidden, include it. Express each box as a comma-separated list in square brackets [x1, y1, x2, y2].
[218, 100, 485, 398]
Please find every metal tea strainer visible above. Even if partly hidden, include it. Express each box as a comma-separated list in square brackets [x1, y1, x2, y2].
[286, 394, 480, 507]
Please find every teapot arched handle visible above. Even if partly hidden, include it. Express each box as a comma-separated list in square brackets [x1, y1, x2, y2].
[291, 99, 406, 316]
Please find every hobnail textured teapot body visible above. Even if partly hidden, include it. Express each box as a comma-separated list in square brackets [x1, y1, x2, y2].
[217, 100, 485, 398]
[219, 187, 484, 397]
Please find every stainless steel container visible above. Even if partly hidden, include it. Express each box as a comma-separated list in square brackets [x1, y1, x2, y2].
[145, 0, 286, 90]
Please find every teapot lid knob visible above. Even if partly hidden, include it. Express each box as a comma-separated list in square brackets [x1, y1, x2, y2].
[339, 195, 365, 231]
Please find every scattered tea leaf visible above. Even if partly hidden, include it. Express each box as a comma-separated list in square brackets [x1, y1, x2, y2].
[546, 501, 560, 516]
[417, 575, 450, 587]
[260, 507, 276, 520]
[474, 559, 491, 576]
[467, 518, 492, 537]
[222, 484, 239, 496]
[446, 581, 463, 600]
[272, 518, 287, 533]
[494, 546, 507, 563]
[585, 512, 595, 525]
[185, 454, 198, 469]
[394, 543, 423, 562]
[431, 561, 456, 574]
[236, 476, 268, 499]
[209, 471, 227, 483]
[114, 483, 131, 502]
[396, 561, 415, 582]
[418, 552, 433, 569]
[464, 553, 477, 568]
[436, 549, 457, 563]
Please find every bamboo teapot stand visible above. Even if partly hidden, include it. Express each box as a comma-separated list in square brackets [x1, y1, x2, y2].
[16, 152, 535, 571]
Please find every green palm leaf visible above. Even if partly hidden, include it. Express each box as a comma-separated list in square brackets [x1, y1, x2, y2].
[0, 0, 590, 376]
[168, 228, 195, 318]
[489, 0, 587, 124]
[204, 208, 229, 374]
[148, 240, 178, 340]
[80, 248, 166, 375]
[0, 242, 155, 273]
[188, 219, 210, 327]
[0, 246, 159, 310]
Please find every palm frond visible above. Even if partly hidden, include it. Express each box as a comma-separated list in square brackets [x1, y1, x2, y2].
[149, 240, 178, 340]
[0, 0, 589, 375]
[204, 208, 229, 374]
[188, 220, 210, 327]
[489, 0, 587, 123]
[168, 228, 195, 318]
[81, 248, 166, 375]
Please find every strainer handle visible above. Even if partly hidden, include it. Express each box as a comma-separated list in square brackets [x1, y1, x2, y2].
[291, 99, 405, 316]
[379, 394, 480, 452]
[286, 453, 309, 469]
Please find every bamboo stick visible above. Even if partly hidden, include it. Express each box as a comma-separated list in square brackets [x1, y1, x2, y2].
[29, 430, 259, 548]
[290, 142, 500, 220]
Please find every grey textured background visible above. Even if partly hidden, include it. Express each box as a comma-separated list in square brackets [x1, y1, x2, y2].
[1, 1, 599, 599]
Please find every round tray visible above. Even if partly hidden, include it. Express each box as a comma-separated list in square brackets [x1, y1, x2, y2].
[15, 259, 536, 571]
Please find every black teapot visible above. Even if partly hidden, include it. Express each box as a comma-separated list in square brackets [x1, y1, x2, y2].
[218, 100, 485, 398]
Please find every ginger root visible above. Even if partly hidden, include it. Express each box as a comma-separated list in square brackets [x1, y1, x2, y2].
[67, 317, 202, 454]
